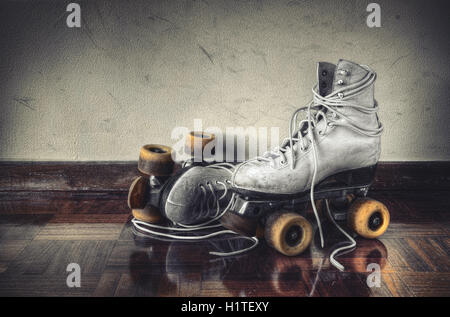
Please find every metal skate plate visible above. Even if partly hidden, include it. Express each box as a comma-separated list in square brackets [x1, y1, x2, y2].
[147, 176, 165, 209]
[229, 165, 376, 218]
[331, 211, 347, 221]
[230, 185, 370, 219]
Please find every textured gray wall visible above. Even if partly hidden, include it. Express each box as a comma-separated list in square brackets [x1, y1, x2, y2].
[0, 0, 449, 161]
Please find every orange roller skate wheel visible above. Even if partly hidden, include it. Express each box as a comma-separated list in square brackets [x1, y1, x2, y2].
[185, 131, 215, 155]
[138, 144, 174, 176]
[132, 206, 162, 224]
[348, 198, 390, 239]
[265, 212, 313, 256]
[128, 176, 149, 209]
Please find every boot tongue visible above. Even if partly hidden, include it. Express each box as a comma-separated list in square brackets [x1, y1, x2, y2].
[331, 59, 369, 92]
[278, 60, 370, 158]
[317, 62, 336, 96]
[309, 62, 336, 137]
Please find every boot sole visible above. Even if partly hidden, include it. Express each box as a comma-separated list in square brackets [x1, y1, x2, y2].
[232, 165, 377, 200]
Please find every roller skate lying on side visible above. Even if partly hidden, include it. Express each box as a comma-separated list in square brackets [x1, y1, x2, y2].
[128, 131, 217, 224]
[219, 59, 390, 270]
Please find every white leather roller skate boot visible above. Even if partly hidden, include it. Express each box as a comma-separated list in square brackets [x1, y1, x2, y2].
[220, 60, 390, 270]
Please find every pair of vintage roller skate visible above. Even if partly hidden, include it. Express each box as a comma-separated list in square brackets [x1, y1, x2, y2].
[128, 60, 390, 270]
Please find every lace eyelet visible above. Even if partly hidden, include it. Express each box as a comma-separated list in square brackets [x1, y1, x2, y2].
[337, 92, 344, 99]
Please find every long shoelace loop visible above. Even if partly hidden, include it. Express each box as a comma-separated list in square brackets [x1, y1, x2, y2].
[324, 199, 356, 271]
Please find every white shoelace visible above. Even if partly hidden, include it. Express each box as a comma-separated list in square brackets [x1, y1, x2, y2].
[324, 199, 357, 271]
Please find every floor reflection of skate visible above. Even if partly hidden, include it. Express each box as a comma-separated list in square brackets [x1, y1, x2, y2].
[128, 224, 388, 296]
[128, 228, 260, 295]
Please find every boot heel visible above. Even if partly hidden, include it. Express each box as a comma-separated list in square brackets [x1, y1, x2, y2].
[335, 165, 377, 187]
[220, 211, 258, 237]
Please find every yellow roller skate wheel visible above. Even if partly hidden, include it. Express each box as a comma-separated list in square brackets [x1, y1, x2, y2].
[138, 144, 174, 176]
[265, 212, 313, 256]
[348, 198, 390, 239]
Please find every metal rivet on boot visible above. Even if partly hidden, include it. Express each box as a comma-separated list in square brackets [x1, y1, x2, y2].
[338, 69, 349, 76]
[337, 92, 344, 98]
[322, 70, 328, 76]
[337, 79, 344, 85]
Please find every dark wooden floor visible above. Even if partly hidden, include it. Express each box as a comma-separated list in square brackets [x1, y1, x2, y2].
[0, 190, 449, 297]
